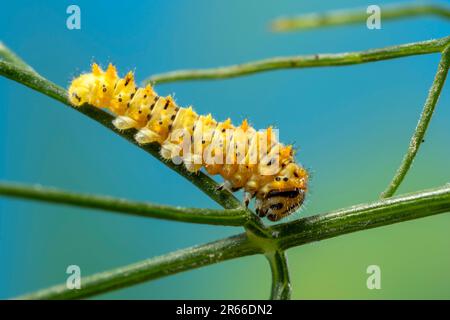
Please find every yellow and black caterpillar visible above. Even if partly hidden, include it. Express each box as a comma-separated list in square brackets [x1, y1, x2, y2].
[68, 63, 308, 221]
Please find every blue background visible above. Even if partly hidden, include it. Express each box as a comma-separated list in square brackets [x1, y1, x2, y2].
[1, 0, 450, 299]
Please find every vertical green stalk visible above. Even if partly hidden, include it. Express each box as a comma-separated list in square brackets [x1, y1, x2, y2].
[266, 250, 291, 300]
[381, 46, 450, 198]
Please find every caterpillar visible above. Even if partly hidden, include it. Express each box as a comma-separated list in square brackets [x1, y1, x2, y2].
[68, 63, 308, 221]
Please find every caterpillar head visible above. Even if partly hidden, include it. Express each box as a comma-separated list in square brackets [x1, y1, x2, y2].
[255, 163, 308, 222]
[68, 63, 118, 107]
[68, 73, 96, 106]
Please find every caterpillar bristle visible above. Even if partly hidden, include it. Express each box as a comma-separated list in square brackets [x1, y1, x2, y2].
[68, 63, 309, 221]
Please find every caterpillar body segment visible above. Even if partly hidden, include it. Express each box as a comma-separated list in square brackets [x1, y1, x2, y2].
[68, 63, 308, 221]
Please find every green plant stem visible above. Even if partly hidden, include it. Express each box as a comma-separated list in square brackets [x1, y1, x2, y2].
[0, 181, 250, 226]
[274, 184, 450, 250]
[0, 41, 35, 72]
[15, 184, 450, 299]
[266, 250, 291, 300]
[271, 3, 450, 32]
[146, 37, 450, 84]
[15, 233, 260, 300]
[381, 46, 450, 198]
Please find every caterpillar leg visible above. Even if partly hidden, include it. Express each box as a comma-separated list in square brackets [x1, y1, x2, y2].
[134, 128, 162, 145]
[160, 142, 182, 161]
[216, 180, 233, 192]
[243, 191, 254, 208]
[183, 153, 203, 173]
[112, 116, 138, 130]
[255, 199, 267, 218]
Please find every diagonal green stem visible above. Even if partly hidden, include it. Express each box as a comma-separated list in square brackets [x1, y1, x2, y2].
[266, 250, 291, 300]
[145, 37, 450, 84]
[271, 3, 450, 32]
[14, 184, 450, 300]
[0, 181, 250, 226]
[0, 41, 35, 73]
[15, 233, 260, 300]
[381, 46, 450, 198]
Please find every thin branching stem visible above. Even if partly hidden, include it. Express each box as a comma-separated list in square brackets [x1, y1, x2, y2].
[15, 233, 260, 300]
[15, 184, 450, 299]
[271, 3, 450, 32]
[381, 46, 450, 198]
[146, 37, 450, 84]
[0, 57, 268, 236]
[0, 181, 250, 226]
[2, 26, 450, 299]
[274, 184, 450, 250]
[266, 250, 291, 300]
